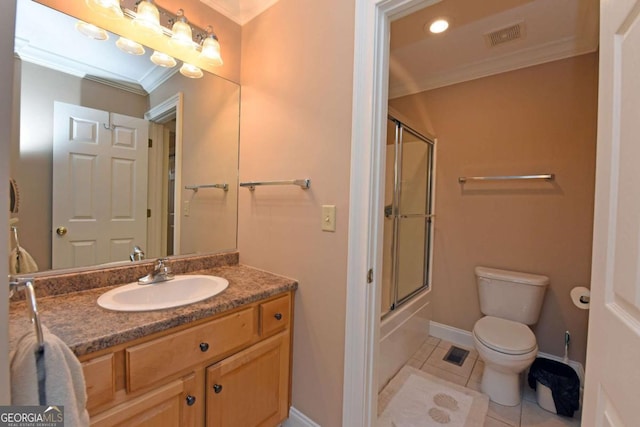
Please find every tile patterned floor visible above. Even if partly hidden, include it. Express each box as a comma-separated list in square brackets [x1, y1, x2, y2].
[384, 337, 581, 427]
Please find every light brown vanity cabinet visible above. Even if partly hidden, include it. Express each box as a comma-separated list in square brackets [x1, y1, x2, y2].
[205, 331, 290, 427]
[80, 291, 293, 427]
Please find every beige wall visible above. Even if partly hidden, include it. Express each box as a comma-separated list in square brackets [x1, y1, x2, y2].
[239, 0, 355, 425]
[12, 61, 148, 270]
[390, 53, 598, 363]
[0, 0, 16, 404]
[150, 72, 240, 255]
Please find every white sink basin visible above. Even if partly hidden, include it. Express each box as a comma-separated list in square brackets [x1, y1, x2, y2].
[97, 275, 229, 312]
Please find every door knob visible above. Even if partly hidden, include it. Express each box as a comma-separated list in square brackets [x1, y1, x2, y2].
[56, 226, 67, 236]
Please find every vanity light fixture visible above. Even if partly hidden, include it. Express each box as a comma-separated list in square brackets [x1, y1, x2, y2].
[429, 19, 449, 34]
[198, 27, 223, 67]
[116, 36, 146, 55]
[85, 0, 124, 19]
[132, 0, 163, 36]
[180, 63, 203, 79]
[150, 50, 177, 67]
[80, 1, 224, 75]
[75, 21, 109, 40]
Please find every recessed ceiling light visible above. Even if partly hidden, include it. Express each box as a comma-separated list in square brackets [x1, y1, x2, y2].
[429, 19, 449, 34]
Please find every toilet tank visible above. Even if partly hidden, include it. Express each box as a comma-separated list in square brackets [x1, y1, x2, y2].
[475, 266, 549, 325]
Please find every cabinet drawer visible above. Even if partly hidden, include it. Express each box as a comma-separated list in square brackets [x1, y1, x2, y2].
[260, 294, 290, 336]
[83, 354, 115, 411]
[127, 308, 256, 392]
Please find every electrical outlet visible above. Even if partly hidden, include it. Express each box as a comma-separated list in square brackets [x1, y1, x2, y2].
[322, 205, 336, 232]
[183, 200, 190, 217]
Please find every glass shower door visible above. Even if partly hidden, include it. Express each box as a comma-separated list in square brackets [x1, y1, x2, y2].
[395, 128, 434, 303]
[382, 117, 435, 316]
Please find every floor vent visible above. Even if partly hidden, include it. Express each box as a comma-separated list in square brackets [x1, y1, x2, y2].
[485, 22, 526, 47]
[443, 346, 470, 366]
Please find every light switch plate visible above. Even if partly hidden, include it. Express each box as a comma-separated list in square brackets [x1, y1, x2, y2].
[322, 205, 336, 232]
[183, 200, 190, 217]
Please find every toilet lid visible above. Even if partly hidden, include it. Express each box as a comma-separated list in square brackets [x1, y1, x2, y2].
[474, 316, 537, 355]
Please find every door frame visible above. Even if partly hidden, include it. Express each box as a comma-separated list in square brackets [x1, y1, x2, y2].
[343, 0, 440, 424]
[145, 92, 183, 256]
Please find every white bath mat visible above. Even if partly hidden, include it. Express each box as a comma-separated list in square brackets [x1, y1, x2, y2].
[377, 366, 489, 427]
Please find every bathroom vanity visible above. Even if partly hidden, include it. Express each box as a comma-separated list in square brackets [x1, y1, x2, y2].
[9, 253, 297, 427]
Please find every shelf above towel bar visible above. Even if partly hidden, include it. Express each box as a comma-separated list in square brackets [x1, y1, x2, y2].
[458, 174, 554, 184]
[185, 183, 229, 192]
[240, 179, 311, 191]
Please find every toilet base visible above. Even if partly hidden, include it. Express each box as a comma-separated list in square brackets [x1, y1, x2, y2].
[481, 366, 522, 406]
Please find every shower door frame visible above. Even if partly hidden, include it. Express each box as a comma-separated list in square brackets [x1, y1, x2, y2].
[385, 115, 436, 317]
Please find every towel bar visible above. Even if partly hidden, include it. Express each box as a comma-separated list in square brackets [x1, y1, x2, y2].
[185, 183, 229, 192]
[240, 179, 311, 191]
[9, 277, 44, 350]
[458, 174, 554, 184]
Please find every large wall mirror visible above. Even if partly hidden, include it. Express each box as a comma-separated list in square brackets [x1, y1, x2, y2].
[10, 0, 240, 274]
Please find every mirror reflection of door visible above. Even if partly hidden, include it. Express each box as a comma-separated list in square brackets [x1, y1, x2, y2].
[52, 102, 148, 269]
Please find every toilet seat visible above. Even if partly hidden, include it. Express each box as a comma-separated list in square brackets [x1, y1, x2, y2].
[474, 316, 537, 355]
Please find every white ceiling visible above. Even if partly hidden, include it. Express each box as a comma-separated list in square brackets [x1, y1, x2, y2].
[199, 0, 280, 25]
[16, 0, 598, 98]
[389, 0, 599, 99]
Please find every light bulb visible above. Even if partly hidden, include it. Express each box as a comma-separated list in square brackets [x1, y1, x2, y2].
[429, 19, 449, 34]
[180, 63, 203, 79]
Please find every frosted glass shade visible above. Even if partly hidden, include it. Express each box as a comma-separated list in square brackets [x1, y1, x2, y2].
[85, 0, 123, 19]
[75, 21, 108, 40]
[199, 35, 223, 67]
[170, 19, 195, 50]
[116, 37, 145, 55]
[150, 51, 177, 68]
[180, 63, 203, 79]
[132, 0, 163, 36]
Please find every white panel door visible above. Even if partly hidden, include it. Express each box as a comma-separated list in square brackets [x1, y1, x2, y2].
[52, 102, 148, 268]
[582, 1, 640, 426]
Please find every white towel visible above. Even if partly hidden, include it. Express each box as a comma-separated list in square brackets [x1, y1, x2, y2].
[11, 326, 90, 427]
[9, 246, 38, 275]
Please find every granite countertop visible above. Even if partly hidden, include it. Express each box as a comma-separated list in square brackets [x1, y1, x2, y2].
[9, 264, 298, 357]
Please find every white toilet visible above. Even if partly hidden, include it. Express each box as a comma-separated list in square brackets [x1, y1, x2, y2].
[472, 266, 548, 406]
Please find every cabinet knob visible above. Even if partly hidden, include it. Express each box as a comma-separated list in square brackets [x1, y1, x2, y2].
[199, 342, 209, 352]
[185, 395, 196, 406]
[213, 384, 223, 394]
[274, 313, 283, 320]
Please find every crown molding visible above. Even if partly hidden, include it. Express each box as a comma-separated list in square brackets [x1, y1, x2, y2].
[14, 36, 178, 96]
[389, 35, 599, 99]
[199, 0, 280, 25]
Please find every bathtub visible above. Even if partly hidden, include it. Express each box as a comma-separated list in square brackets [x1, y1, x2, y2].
[378, 289, 431, 391]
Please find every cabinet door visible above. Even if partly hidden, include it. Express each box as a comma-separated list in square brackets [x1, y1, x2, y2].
[91, 374, 199, 427]
[206, 332, 290, 427]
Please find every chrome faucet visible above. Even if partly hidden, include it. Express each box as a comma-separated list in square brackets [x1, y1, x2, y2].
[138, 258, 174, 285]
[130, 245, 145, 262]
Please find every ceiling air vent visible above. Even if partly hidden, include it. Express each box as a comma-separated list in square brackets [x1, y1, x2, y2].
[485, 22, 526, 47]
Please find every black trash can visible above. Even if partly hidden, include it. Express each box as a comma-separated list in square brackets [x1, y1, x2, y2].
[527, 358, 580, 417]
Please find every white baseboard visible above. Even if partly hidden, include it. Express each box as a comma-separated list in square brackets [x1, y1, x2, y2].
[282, 407, 321, 427]
[429, 320, 585, 385]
